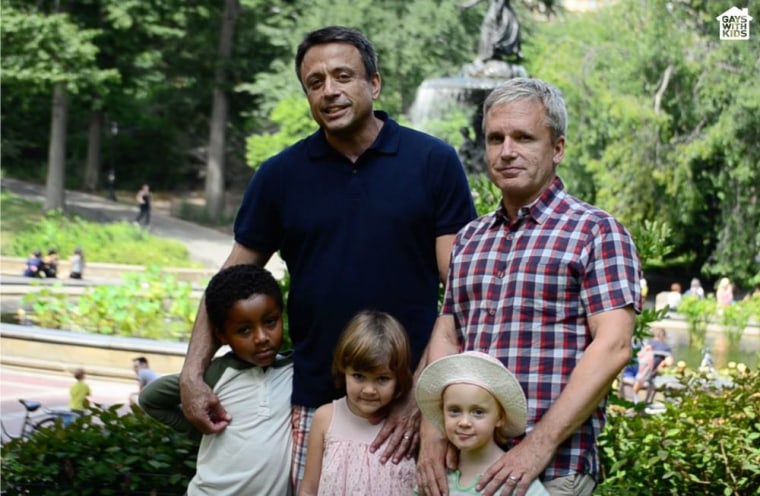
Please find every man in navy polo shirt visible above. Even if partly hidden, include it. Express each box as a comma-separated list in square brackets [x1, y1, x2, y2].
[179, 25, 476, 490]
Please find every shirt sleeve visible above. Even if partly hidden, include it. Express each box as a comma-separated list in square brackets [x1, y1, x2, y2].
[138, 374, 196, 435]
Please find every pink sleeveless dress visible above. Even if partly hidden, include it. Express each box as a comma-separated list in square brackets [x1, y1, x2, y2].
[317, 397, 416, 495]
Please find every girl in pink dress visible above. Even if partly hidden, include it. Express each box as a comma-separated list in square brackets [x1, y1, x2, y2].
[299, 310, 416, 496]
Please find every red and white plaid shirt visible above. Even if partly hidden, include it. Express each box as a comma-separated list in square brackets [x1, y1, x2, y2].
[442, 177, 642, 481]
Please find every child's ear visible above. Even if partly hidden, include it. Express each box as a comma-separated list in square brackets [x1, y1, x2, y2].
[213, 328, 229, 345]
[496, 413, 505, 429]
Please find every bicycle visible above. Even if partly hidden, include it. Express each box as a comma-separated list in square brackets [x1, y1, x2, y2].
[0, 399, 79, 443]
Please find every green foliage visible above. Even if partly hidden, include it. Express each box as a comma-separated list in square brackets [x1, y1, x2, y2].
[719, 297, 756, 350]
[245, 96, 317, 171]
[1, 403, 198, 495]
[22, 267, 199, 341]
[599, 368, 760, 495]
[0, 1, 120, 95]
[1, 191, 196, 267]
[468, 172, 501, 217]
[677, 296, 717, 349]
[526, 0, 760, 287]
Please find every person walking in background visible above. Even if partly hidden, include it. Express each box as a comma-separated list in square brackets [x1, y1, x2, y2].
[716, 277, 734, 309]
[129, 356, 158, 406]
[67, 368, 91, 425]
[299, 311, 416, 496]
[140, 264, 293, 495]
[69, 368, 91, 414]
[415, 351, 549, 496]
[178, 25, 476, 490]
[134, 184, 151, 226]
[417, 78, 641, 496]
[69, 247, 85, 279]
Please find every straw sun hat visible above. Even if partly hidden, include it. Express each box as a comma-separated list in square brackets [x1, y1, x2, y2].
[415, 351, 527, 439]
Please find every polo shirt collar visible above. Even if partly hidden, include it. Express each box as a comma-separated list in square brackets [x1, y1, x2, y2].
[307, 111, 399, 159]
[490, 176, 567, 228]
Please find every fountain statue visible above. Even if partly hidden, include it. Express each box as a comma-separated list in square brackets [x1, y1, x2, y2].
[408, 0, 528, 172]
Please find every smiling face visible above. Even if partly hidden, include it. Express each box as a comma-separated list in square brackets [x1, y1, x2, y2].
[344, 366, 398, 420]
[299, 42, 381, 140]
[484, 99, 565, 218]
[215, 294, 283, 367]
[442, 383, 505, 454]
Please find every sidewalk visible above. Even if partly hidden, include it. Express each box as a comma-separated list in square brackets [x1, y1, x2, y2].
[0, 178, 285, 278]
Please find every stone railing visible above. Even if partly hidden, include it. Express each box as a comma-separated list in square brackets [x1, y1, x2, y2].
[0, 323, 192, 380]
[0, 256, 216, 284]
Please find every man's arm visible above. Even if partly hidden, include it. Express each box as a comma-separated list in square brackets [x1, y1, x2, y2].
[434, 234, 456, 284]
[415, 314, 460, 496]
[179, 242, 271, 433]
[477, 306, 635, 496]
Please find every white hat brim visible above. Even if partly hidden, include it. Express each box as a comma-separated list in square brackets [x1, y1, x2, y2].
[415, 351, 527, 439]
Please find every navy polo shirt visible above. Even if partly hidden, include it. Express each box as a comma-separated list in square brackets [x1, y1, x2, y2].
[234, 111, 476, 407]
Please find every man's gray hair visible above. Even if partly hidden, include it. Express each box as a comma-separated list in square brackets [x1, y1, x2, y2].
[482, 77, 568, 143]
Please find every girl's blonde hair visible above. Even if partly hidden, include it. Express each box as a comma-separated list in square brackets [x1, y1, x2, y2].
[332, 310, 413, 400]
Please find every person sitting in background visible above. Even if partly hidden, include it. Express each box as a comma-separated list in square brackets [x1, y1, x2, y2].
[42, 248, 59, 278]
[631, 328, 674, 403]
[716, 277, 734, 309]
[69, 247, 85, 279]
[666, 282, 682, 311]
[23, 249, 43, 277]
[683, 278, 704, 299]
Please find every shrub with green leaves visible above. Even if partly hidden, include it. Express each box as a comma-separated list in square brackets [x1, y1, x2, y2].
[599, 368, 760, 495]
[22, 267, 200, 341]
[677, 296, 717, 349]
[1, 403, 199, 495]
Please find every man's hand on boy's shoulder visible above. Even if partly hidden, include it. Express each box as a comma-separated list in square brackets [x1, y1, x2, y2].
[179, 372, 231, 434]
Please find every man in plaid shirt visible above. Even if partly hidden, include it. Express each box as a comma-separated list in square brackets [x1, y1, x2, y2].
[416, 78, 642, 496]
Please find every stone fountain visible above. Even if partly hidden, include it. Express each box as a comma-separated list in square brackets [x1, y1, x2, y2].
[408, 0, 528, 173]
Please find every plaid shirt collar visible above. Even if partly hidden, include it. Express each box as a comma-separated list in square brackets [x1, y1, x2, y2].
[490, 176, 566, 229]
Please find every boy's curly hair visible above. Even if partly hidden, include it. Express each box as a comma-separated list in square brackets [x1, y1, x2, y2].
[204, 264, 283, 333]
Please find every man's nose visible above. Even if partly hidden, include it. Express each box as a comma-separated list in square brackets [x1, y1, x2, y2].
[323, 77, 340, 95]
[500, 138, 518, 158]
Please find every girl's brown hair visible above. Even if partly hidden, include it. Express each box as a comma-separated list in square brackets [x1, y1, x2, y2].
[332, 310, 413, 400]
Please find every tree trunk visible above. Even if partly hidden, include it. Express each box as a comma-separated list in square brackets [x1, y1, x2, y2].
[204, 0, 240, 222]
[83, 109, 103, 192]
[44, 84, 68, 211]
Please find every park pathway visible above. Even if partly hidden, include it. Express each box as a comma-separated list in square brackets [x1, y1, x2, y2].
[0, 178, 285, 277]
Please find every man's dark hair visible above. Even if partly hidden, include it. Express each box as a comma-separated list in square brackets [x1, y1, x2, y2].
[294, 26, 378, 86]
[204, 264, 283, 333]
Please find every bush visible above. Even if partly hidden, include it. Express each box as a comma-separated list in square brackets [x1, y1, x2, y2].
[598, 368, 760, 495]
[1, 403, 199, 495]
[21, 267, 200, 341]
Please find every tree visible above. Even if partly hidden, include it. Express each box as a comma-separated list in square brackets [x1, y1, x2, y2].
[205, 0, 241, 222]
[524, 0, 760, 287]
[1, 0, 118, 210]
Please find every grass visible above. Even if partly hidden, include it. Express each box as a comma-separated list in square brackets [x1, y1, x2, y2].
[0, 191, 198, 268]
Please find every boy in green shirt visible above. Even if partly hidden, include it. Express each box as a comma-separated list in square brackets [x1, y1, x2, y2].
[140, 264, 293, 495]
